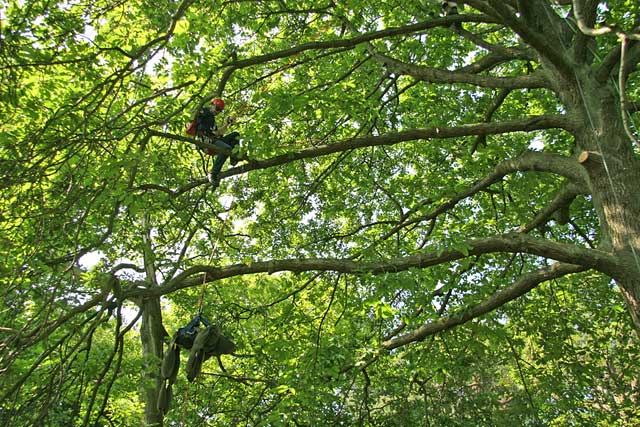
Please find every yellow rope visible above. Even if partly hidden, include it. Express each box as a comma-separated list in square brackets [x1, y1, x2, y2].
[180, 381, 191, 426]
[197, 190, 237, 313]
[181, 182, 239, 427]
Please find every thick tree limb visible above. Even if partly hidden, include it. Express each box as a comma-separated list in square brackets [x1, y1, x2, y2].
[366, 151, 590, 250]
[239, 117, 576, 174]
[122, 233, 622, 301]
[376, 53, 548, 89]
[382, 262, 587, 349]
[595, 43, 623, 83]
[457, 53, 520, 74]
[215, 14, 500, 94]
[519, 182, 588, 233]
[485, 0, 574, 76]
[299, 151, 590, 258]
[225, 16, 499, 69]
[594, 36, 640, 83]
[144, 114, 575, 191]
[456, 27, 535, 61]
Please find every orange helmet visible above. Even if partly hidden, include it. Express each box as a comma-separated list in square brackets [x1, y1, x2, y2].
[211, 98, 225, 111]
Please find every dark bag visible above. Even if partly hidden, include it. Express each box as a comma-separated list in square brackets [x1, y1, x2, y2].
[174, 314, 210, 348]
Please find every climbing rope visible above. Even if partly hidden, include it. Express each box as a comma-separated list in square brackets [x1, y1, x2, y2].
[180, 177, 241, 427]
[196, 189, 237, 313]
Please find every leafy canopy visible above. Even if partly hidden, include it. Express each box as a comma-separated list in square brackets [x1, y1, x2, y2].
[1, 0, 639, 426]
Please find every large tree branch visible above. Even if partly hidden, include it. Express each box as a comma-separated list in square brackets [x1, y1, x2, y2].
[456, 26, 535, 61]
[364, 151, 590, 251]
[122, 233, 622, 301]
[382, 262, 587, 349]
[144, 114, 575, 193]
[483, 0, 574, 76]
[519, 182, 588, 233]
[457, 53, 523, 74]
[215, 14, 500, 95]
[376, 53, 548, 89]
[595, 43, 623, 83]
[233, 116, 577, 178]
[305, 151, 591, 257]
[226, 16, 499, 69]
[597, 40, 640, 82]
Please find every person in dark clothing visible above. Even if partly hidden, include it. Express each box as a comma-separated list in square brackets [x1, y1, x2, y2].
[441, 1, 462, 29]
[441, 1, 458, 15]
[195, 98, 241, 188]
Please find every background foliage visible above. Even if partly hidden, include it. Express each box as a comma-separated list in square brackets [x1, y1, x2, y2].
[1, 0, 639, 426]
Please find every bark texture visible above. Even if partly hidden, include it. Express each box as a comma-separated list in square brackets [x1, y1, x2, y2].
[565, 62, 640, 337]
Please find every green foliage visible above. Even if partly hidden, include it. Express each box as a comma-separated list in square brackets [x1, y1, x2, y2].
[1, 1, 639, 426]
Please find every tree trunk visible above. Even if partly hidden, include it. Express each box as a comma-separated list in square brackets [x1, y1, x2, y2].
[140, 297, 165, 427]
[140, 213, 165, 426]
[575, 92, 640, 337]
[588, 150, 640, 337]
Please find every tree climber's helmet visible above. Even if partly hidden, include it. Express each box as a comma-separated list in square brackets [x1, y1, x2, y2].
[211, 98, 225, 111]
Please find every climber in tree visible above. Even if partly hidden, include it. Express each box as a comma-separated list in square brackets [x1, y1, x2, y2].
[195, 97, 241, 188]
[441, 1, 458, 15]
[441, 1, 462, 29]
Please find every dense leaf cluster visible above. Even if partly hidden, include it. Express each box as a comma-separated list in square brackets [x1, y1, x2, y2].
[1, 0, 639, 426]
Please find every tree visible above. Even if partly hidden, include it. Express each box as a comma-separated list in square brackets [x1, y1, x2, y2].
[1, 0, 639, 425]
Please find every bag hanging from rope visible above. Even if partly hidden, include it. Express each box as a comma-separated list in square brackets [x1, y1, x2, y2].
[174, 314, 211, 349]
